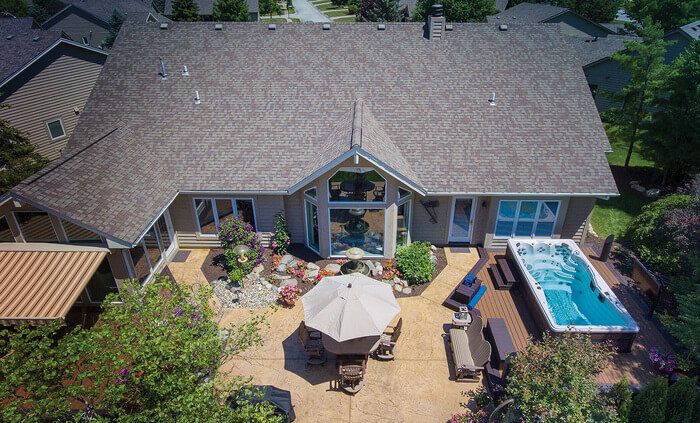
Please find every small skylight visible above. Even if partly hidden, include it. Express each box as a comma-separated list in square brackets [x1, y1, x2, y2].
[445, 24, 453, 31]
[268, 24, 276, 30]
[214, 23, 223, 30]
[377, 23, 386, 30]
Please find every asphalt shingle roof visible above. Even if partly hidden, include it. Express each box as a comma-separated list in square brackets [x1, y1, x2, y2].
[566, 34, 639, 67]
[679, 19, 700, 40]
[11, 22, 617, 245]
[0, 18, 62, 85]
[487, 2, 568, 24]
[61, 0, 169, 23]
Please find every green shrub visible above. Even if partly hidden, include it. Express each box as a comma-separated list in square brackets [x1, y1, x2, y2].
[627, 194, 698, 275]
[666, 376, 696, 423]
[348, 4, 358, 14]
[395, 241, 434, 285]
[609, 378, 633, 422]
[218, 216, 265, 272]
[629, 377, 668, 423]
[271, 212, 291, 255]
[228, 267, 246, 285]
[693, 389, 700, 422]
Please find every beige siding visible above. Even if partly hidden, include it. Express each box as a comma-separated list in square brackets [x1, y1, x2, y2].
[410, 196, 450, 245]
[169, 193, 284, 248]
[0, 44, 106, 160]
[561, 197, 596, 243]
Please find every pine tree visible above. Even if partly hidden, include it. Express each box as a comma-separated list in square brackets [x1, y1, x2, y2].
[102, 9, 126, 49]
[0, 105, 49, 194]
[358, 0, 401, 22]
[213, 0, 249, 21]
[171, 0, 201, 21]
[412, 0, 495, 22]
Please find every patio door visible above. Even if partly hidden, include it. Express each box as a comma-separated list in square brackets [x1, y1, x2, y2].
[448, 197, 475, 243]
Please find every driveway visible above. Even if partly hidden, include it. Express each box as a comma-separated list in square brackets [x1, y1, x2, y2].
[292, 0, 330, 22]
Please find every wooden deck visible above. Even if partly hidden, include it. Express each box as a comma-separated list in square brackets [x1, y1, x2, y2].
[474, 246, 677, 386]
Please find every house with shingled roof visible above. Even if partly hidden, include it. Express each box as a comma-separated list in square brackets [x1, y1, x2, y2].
[0, 16, 108, 160]
[1, 18, 618, 295]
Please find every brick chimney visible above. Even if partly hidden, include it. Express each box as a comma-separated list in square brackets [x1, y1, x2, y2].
[428, 4, 445, 40]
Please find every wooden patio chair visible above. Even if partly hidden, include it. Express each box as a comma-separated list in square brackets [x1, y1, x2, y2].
[300, 321, 322, 340]
[338, 364, 365, 394]
[375, 324, 401, 360]
[384, 317, 402, 336]
[297, 321, 326, 365]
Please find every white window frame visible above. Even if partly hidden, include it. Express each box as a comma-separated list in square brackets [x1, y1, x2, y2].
[448, 196, 477, 243]
[192, 197, 257, 238]
[493, 199, 561, 239]
[396, 195, 412, 246]
[327, 167, 386, 205]
[45, 118, 66, 140]
[128, 211, 176, 285]
[303, 199, 320, 254]
[328, 204, 388, 258]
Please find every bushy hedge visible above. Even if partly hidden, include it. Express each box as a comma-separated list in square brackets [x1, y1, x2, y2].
[629, 377, 668, 423]
[218, 217, 264, 273]
[395, 241, 435, 285]
[666, 376, 696, 423]
[271, 212, 291, 255]
[627, 194, 699, 275]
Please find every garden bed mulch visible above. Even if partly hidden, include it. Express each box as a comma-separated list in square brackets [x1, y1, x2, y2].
[200, 244, 447, 300]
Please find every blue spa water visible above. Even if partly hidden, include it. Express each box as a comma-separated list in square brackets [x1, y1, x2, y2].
[516, 243, 629, 327]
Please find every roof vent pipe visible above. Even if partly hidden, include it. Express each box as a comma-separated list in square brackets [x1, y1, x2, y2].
[159, 57, 167, 79]
[488, 92, 496, 106]
[427, 4, 445, 40]
[182, 65, 189, 76]
[194, 90, 201, 105]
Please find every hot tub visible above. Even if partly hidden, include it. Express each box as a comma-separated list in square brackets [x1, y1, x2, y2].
[506, 239, 638, 351]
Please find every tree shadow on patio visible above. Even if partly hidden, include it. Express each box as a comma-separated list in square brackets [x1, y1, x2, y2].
[281, 330, 338, 387]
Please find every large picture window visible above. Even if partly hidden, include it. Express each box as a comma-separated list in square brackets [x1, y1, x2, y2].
[330, 208, 384, 256]
[129, 214, 174, 284]
[194, 197, 256, 235]
[14, 211, 58, 242]
[328, 167, 386, 203]
[305, 200, 319, 252]
[494, 200, 560, 238]
[396, 200, 411, 246]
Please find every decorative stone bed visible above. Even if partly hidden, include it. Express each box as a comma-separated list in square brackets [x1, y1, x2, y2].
[200, 245, 447, 308]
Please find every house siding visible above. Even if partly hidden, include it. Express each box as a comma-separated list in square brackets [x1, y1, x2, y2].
[546, 12, 611, 38]
[561, 197, 596, 242]
[169, 193, 284, 248]
[0, 43, 106, 160]
[410, 196, 451, 245]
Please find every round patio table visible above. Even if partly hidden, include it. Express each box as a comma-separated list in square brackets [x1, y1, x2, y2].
[321, 333, 381, 355]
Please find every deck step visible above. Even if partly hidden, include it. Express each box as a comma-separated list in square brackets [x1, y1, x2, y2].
[489, 264, 511, 290]
[496, 258, 518, 285]
[443, 297, 465, 311]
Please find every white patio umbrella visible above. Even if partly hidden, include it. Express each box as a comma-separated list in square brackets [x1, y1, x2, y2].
[301, 273, 400, 343]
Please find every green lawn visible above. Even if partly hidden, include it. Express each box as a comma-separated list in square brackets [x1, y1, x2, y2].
[333, 16, 357, 22]
[325, 9, 350, 17]
[317, 3, 343, 10]
[590, 123, 658, 239]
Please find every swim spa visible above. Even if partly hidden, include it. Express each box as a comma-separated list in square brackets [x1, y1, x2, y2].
[506, 239, 638, 351]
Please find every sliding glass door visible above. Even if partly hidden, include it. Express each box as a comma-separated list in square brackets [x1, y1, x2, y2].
[129, 213, 176, 284]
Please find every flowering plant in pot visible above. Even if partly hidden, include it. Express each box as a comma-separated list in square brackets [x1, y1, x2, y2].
[648, 346, 677, 374]
[278, 285, 302, 306]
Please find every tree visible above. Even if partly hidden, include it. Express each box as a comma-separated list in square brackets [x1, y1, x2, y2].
[506, 333, 612, 422]
[152, 0, 165, 13]
[626, 0, 700, 32]
[607, 21, 669, 170]
[102, 9, 126, 49]
[213, 0, 249, 21]
[510, 0, 621, 22]
[0, 0, 28, 16]
[666, 376, 697, 423]
[0, 276, 282, 421]
[413, 0, 495, 22]
[629, 377, 669, 423]
[259, 0, 282, 18]
[661, 257, 700, 370]
[357, 0, 401, 22]
[171, 0, 201, 21]
[646, 41, 700, 185]
[0, 105, 49, 195]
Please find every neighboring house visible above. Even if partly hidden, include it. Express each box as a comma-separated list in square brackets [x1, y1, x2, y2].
[487, 2, 616, 38]
[1, 20, 617, 317]
[0, 17, 108, 160]
[40, 0, 168, 47]
[582, 19, 700, 111]
[163, 0, 259, 22]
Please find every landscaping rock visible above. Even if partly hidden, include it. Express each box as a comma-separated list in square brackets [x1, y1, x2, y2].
[307, 262, 320, 271]
[430, 253, 437, 264]
[646, 188, 661, 198]
[324, 263, 341, 274]
[281, 254, 294, 264]
[252, 264, 264, 274]
[430, 244, 437, 251]
[276, 263, 287, 273]
[402, 287, 412, 295]
[280, 279, 298, 288]
[371, 264, 383, 278]
[288, 259, 299, 269]
[306, 269, 319, 279]
[394, 284, 403, 292]
[273, 274, 292, 280]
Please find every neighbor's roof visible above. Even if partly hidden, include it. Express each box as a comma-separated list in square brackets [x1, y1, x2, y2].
[494, 0, 508, 13]
[45, 0, 169, 26]
[10, 22, 617, 245]
[678, 19, 700, 40]
[0, 243, 108, 325]
[0, 17, 62, 84]
[487, 2, 569, 24]
[164, 0, 259, 15]
[566, 34, 639, 67]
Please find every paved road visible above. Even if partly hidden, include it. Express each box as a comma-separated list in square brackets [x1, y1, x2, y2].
[292, 0, 330, 22]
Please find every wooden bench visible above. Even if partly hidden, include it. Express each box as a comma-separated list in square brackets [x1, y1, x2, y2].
[443, 246, 490, 310]
[485, 318, 516, 371]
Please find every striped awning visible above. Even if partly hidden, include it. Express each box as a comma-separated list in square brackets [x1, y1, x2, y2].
[0, 243, 109, 325]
